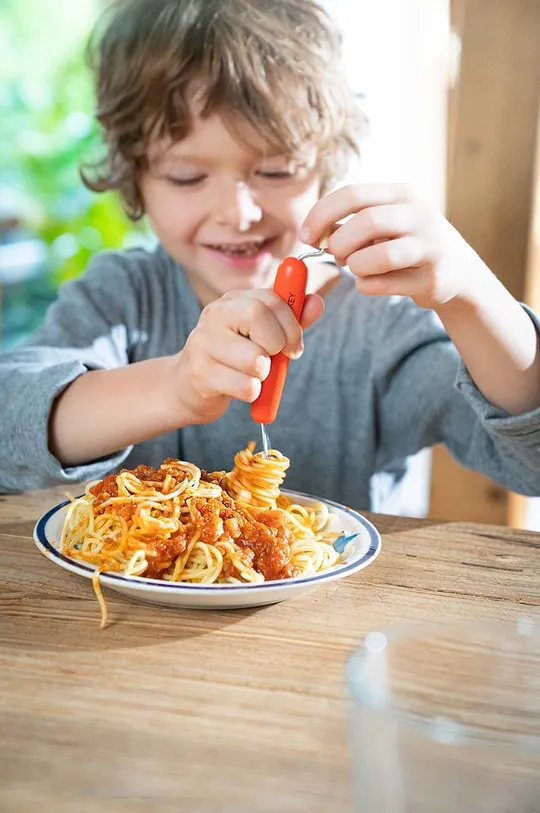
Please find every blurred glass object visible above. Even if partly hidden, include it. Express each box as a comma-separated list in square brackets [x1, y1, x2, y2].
[348, 620, 540, 812]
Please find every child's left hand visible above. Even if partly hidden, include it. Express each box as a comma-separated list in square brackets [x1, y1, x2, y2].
[300, 184, 488, 311]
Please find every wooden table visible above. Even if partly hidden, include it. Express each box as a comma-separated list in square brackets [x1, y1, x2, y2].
[2, 487, 540, 813]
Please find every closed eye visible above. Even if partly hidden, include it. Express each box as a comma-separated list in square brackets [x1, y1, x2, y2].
[167, 176, 206, 187]
[257, 170, 295, 179]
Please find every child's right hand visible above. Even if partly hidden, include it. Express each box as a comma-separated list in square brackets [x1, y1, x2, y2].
[172, 289, 324, 424]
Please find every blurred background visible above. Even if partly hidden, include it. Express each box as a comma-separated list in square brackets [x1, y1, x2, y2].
[0, 0, 145, 350]
[1, 0, 539, 527]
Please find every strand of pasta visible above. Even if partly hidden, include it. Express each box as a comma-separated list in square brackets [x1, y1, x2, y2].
[226, 441, 289, 509]
[60, 450, 343, 627]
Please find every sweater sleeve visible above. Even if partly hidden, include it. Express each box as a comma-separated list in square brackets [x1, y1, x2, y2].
[0, 249, 149, 492]
[374, 297, 540, 496]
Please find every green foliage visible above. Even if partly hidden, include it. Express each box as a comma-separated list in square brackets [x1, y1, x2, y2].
[0, 0, 142, 285]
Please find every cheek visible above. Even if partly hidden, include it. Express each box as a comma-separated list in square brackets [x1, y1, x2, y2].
[281, 182, 321, 228]
[259, 173, 321, 228]
[142, 181, 200, 245]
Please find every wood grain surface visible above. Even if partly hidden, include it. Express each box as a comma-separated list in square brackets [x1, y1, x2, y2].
[1, 487, 540, 813]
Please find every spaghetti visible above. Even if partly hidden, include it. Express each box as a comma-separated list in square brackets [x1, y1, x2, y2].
[60, 442, 342, 626]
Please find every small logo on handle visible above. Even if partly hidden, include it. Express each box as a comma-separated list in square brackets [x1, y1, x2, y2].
[287, 293, 296, 307]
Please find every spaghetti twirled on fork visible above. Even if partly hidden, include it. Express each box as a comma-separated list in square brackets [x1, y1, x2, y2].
[60, 442, 342, 626]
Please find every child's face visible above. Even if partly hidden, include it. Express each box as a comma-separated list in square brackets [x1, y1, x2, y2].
[140, 113, 321, 305]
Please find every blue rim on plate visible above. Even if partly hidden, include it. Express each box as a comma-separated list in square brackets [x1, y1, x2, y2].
[34, 490, 381, 592]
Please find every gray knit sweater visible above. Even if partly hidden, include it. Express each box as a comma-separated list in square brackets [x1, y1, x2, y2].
[1, 245, 540, 511]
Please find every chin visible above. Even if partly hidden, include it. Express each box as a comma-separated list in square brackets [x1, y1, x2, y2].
[219, 262, 276, 287]
[218, 274, 272, 295]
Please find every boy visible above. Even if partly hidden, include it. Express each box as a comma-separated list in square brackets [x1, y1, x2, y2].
[1, 0, 540, 514]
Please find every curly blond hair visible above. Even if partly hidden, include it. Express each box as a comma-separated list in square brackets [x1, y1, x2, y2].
[82, 0, 364, 220]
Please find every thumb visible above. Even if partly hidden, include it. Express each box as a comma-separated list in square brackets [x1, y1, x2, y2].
[300, 293, 325, 329]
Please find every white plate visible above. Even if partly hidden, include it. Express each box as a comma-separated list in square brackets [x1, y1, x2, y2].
[33, 490, 381, 610]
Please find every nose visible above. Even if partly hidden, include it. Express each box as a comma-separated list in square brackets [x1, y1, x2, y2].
[215, 180, 263, 232]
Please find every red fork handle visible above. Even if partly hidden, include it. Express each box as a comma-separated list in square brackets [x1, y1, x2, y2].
[250, 257, 308, 424]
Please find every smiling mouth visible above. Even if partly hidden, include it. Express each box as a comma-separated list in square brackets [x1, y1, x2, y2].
[203, 238, 272, 258]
